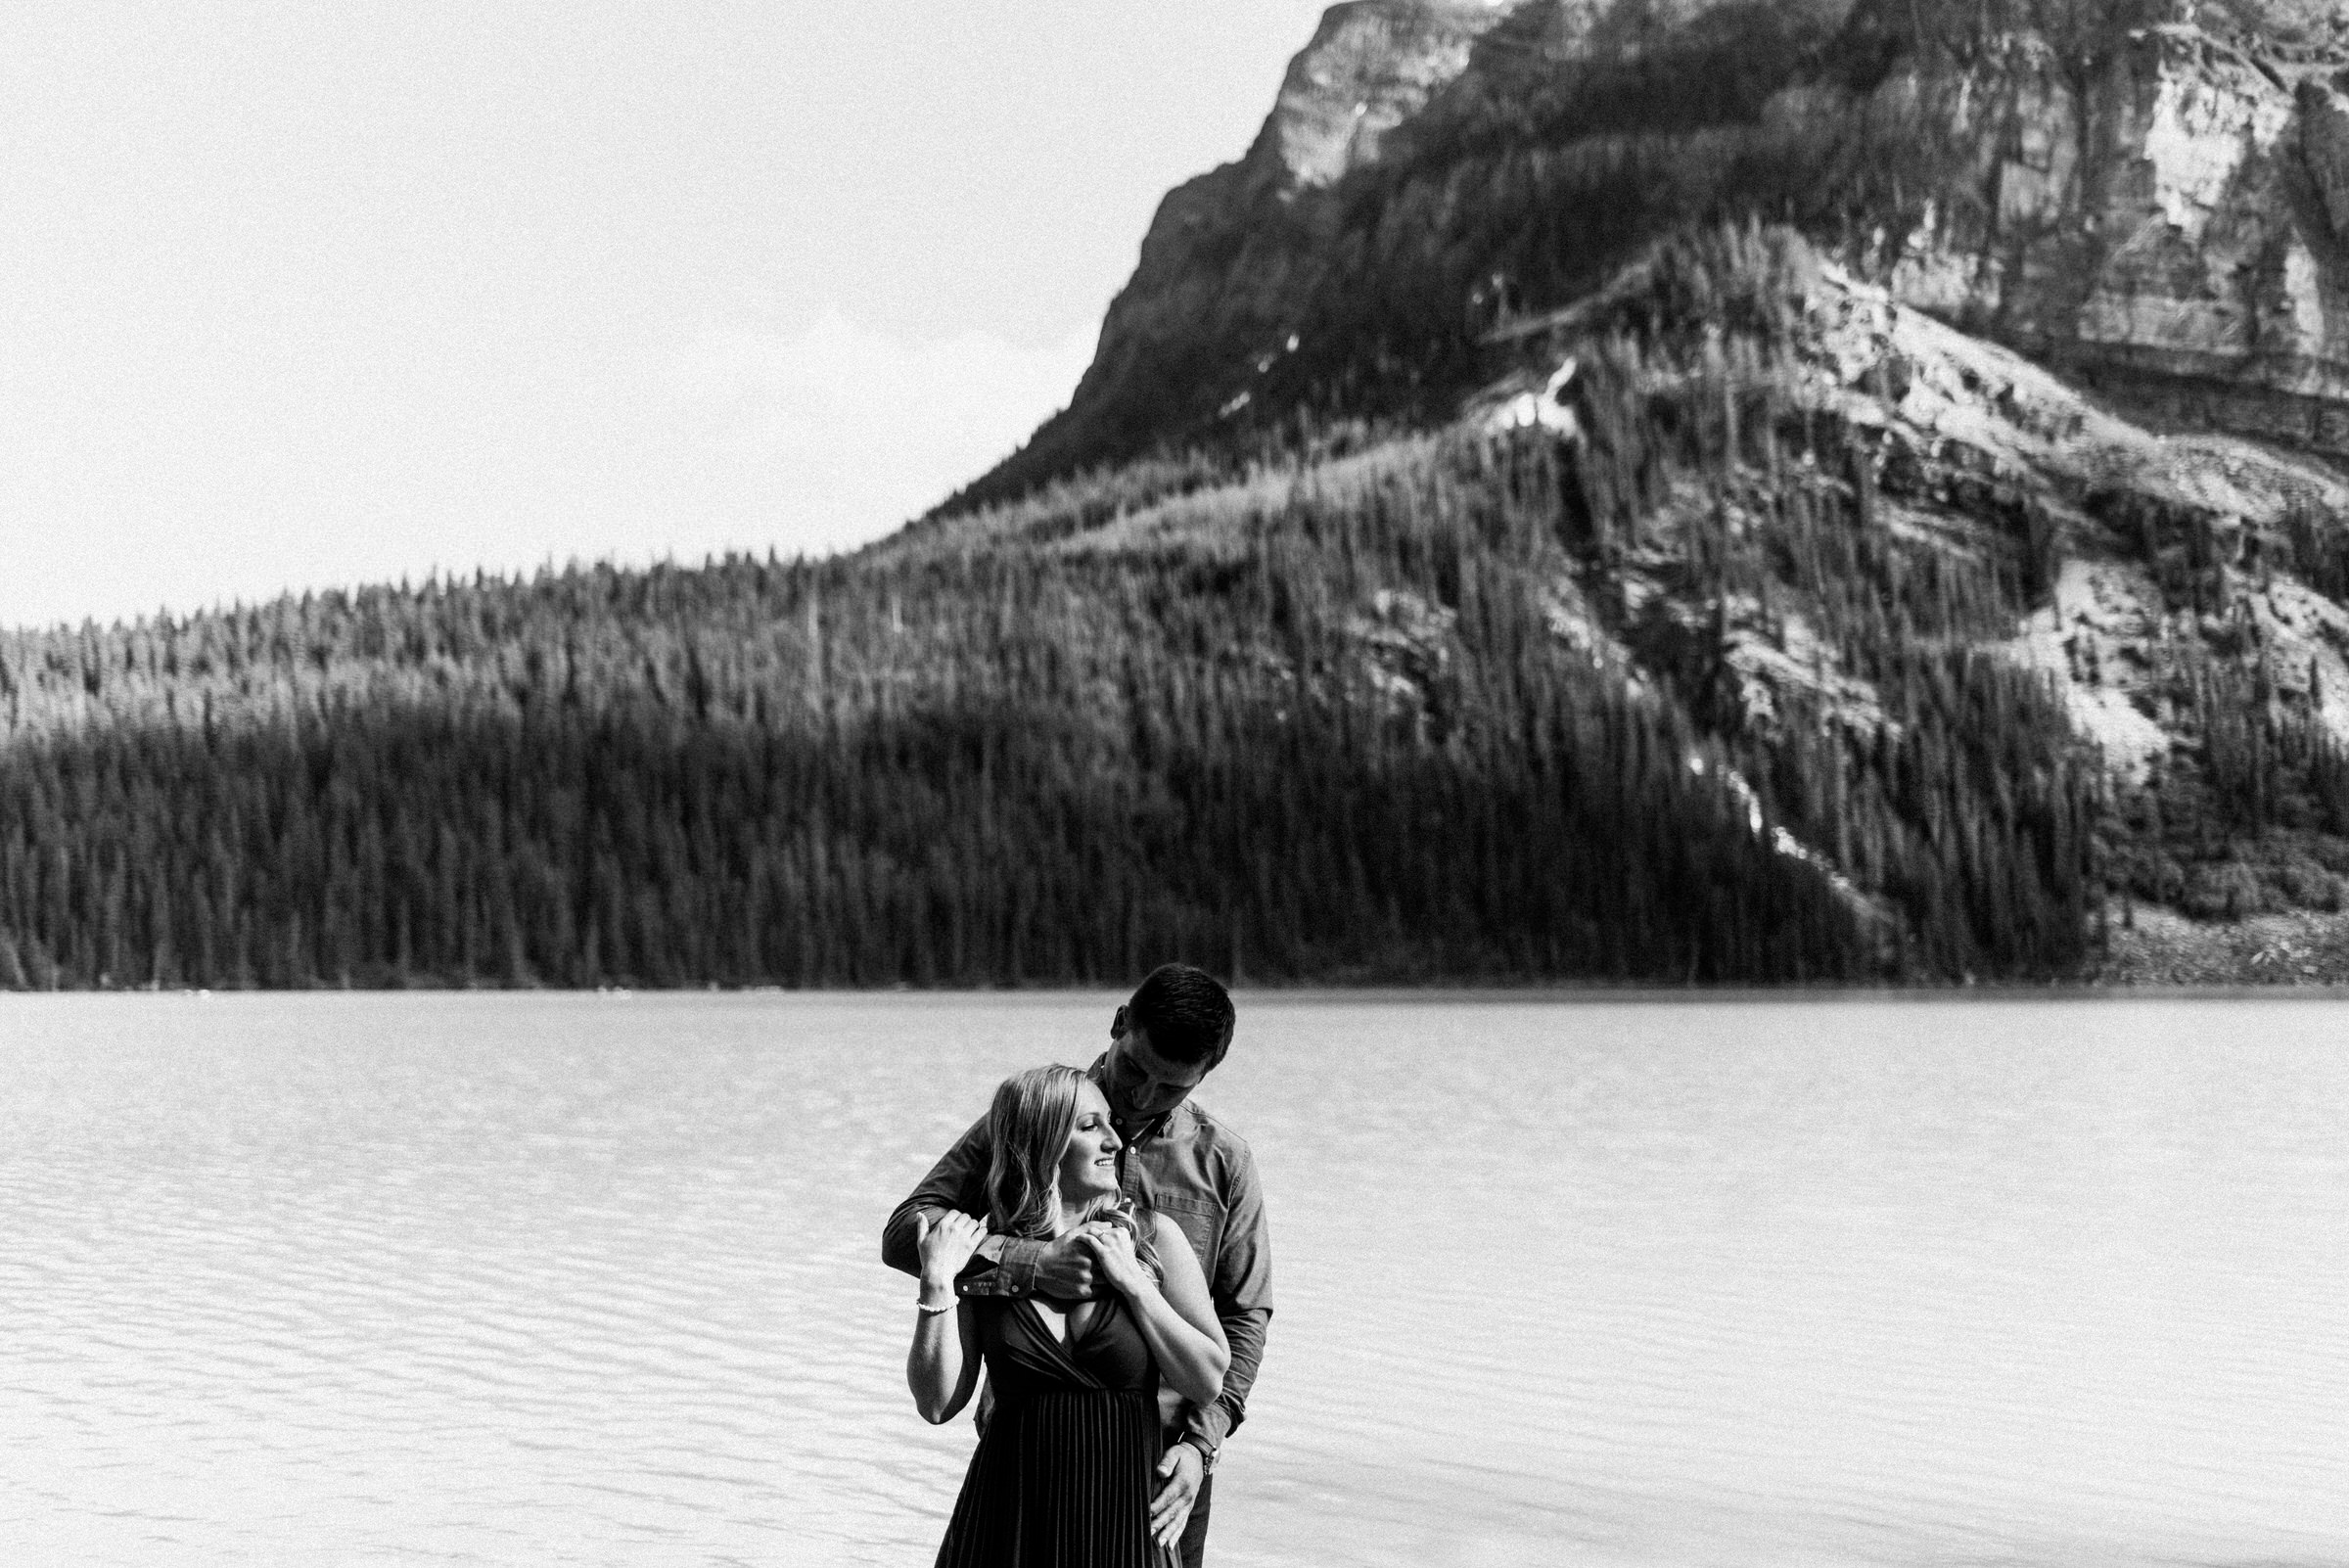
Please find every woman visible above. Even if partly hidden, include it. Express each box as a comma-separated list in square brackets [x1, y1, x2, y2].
[907, 1065, 1228, 1567]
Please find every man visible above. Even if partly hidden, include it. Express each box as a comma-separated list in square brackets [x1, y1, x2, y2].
[883, 964, 1271, 1567]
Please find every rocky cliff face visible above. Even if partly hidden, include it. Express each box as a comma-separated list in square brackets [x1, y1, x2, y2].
[1865, 8, 2349, 458]
[1253, 0, 1515, 188]
[951, 0, 2349, 509]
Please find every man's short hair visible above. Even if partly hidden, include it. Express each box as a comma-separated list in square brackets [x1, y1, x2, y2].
[1121, 963, 1236, 1068]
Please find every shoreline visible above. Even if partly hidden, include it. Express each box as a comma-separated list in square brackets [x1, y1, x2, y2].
[6, 980, 2349, 1002]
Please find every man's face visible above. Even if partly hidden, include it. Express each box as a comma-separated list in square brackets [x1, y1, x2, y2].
[1101, 1025, 1211, 1125]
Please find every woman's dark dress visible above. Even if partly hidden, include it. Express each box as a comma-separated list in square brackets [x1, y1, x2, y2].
[934, 1292, 1177, 1568]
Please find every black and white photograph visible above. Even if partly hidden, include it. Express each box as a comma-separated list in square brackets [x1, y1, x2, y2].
[2, 0, 2345, 1563]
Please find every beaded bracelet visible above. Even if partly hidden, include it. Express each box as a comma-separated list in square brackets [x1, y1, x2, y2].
[916, 1296, 957, 1315]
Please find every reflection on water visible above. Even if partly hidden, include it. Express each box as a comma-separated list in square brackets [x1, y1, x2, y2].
[0, 993, 2344, 1566]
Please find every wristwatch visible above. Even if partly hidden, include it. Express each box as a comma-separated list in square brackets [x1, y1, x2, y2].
[1179, 1434, 1220, 1475]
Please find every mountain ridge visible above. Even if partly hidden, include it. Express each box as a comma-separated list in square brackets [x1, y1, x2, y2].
[951, 0, 2349, 514]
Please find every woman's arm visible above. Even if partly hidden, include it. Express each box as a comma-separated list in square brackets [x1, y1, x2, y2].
[1082, 1217, 1228, 1408]
[908, 1303, 983, 1425]
[906, 1212, 988, 1424]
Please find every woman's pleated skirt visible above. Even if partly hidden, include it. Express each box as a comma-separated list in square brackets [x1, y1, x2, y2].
[934, 1388, 1174, 1568]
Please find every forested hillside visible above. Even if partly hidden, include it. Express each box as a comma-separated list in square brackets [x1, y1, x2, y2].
[0, 224, 2150, 991]
[19, 0, 2349, 988]
[19, 216, 2349, 988]
[0, 368, 1879, 990]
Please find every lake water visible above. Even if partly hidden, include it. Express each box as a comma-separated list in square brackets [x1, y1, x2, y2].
[0, 993, 2343, 1567]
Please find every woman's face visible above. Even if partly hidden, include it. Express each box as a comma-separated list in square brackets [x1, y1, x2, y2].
[1057, 1080, 1123, 1203]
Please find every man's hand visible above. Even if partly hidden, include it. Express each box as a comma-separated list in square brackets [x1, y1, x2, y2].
[1031, 1231, 1102, 1299]
[1149, 1442, 1202, 1553]
[1074, 1220, 1152, 1299]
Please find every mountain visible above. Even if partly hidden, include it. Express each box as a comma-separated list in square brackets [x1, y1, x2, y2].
[957, 0, 2349, 504]
[15, 0, 2349, 987]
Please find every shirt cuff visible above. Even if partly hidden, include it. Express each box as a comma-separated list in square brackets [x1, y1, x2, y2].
[958, 1236, 1039, 1298]
[1181, 1402, 1233, 1452]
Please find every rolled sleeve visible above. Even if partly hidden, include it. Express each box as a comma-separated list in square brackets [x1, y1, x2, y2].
[964, 1235, 1041, 1298]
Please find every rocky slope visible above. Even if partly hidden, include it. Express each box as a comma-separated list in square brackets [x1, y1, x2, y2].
[957, 0, 2349, 505]
[1494, 224, 2349, 935]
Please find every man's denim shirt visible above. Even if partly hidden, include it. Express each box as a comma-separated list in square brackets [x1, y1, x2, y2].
[882, 1055, 1273, 1452]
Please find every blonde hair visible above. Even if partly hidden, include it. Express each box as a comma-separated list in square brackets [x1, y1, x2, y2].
[984, 1064, 1160, 1277]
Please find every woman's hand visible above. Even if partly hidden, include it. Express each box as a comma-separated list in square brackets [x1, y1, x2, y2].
[1074, 1220, 1152, 1298]
[915, 1211, 987, 1300]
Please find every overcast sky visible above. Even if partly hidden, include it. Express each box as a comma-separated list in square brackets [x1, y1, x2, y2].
[0, 0, 1334, 630]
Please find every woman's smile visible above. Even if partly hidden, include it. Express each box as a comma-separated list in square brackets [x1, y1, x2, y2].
[1059, 1080, 1125, 1200]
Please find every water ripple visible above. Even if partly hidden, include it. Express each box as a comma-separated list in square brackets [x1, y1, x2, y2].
[1, 993, 2345, 1565]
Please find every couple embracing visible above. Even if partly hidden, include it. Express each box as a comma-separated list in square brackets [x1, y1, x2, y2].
[882, 965, 1272, 1567]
